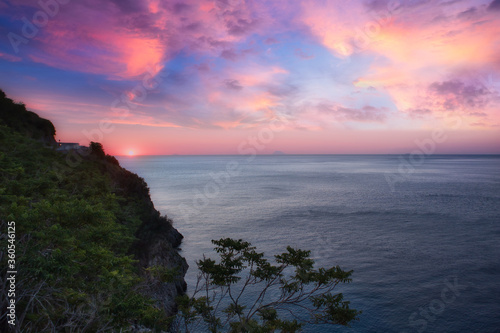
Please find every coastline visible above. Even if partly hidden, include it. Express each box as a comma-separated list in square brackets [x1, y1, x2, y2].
[0, 90, 188, 331]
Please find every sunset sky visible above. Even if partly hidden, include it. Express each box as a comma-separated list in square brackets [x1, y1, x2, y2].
[1, 0, 499, 155]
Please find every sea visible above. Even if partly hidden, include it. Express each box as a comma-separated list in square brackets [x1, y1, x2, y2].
[117, 154, 500, 332]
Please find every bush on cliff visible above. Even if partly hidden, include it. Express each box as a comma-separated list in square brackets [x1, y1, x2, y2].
[0, 89, 185, 332]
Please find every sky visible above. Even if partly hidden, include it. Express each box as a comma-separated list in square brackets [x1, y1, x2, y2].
[0, 0, 499, 155]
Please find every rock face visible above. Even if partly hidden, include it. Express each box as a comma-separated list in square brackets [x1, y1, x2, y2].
[133, 216, 188, 316]
[105, 151, 189, 317]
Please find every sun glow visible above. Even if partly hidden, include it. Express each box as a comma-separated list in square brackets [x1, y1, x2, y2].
[128, 150, 135, 156]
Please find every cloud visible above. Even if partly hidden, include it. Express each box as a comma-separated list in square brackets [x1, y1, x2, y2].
[407, 108, 433, 119]
[2, 0, 500, 135]
[108, 0, 146, 13]
[220, 49, 239, 61]
[469, 122, 499, 127]
[488, 0, 500, 11]
[294, 48, 315, 60]
[213, 0, 263, 36]
[225, 17, 259, 35]
[317, 104, 389, 123]
[224, 79, 243, 90]
[0, 52, 22, 62]
[428, 80, 491, 110]
[172, 2, 191, 14]
[264, 37, 279, 45]
[194, 63, 211, 72]
[457, 7, 478, 20]
[266, 84, 298, 97]
[1, 0, 274, 79]
[364, 0, 393, 12]
[470, 112, 487, 117]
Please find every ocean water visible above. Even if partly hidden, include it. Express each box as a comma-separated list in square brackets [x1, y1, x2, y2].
[117, 155, 500, 332]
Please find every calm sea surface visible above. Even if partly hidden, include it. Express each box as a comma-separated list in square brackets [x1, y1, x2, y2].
[117, 155, 500, 332]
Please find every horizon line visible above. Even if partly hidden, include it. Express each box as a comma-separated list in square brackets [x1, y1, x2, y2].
[115, 153, 500, 157]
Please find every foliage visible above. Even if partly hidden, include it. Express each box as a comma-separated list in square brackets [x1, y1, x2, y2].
[90, 141, 106, 158]
[0, 88, 359, 332]
[175, 238, 360, 332]
[0, 89, 56, 145]
[0, 90, 183, 332]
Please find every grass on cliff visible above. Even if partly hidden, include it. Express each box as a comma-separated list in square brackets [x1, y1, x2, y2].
[0, 92, 177, 331]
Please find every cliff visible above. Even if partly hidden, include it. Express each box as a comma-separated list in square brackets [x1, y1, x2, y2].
[0, 89, 187, 331]
[0, 90, 57, 147]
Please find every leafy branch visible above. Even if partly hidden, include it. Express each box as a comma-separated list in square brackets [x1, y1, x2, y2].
[175, 238, 360, 332]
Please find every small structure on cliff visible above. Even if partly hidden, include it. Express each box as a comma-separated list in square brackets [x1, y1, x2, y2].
[56, 141, 88, 152]
[56, 141, 80, 151]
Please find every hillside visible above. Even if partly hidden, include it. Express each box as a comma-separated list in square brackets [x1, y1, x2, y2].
[0, 89, 187, 331]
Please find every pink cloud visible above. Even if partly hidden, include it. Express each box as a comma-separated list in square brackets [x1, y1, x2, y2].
[329, 1, 500, 128]
[12, 0, 279, 79]
[3, 0, 499, 154]
[0, 52, 21, 62]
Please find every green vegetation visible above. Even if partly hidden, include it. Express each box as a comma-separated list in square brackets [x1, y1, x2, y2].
[0, 89, 186, 332]
[175, 238, 360, 332]
[0, 89, 359, 332]
[0, 90, 56, 146]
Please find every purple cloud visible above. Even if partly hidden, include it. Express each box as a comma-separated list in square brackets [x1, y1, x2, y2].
[224, 79, 243, 90]
[318, 104, 388, 122]
[294, 48, 315, 60]
[429, 80, 491, 109]
[264, 37, 280, 45]
[488, 0, 500, 11]
[220, 49, 239, 61]
[407, 108, 433, 119]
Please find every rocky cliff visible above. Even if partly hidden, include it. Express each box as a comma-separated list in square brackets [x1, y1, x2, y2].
[0, 88, 187, 331]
